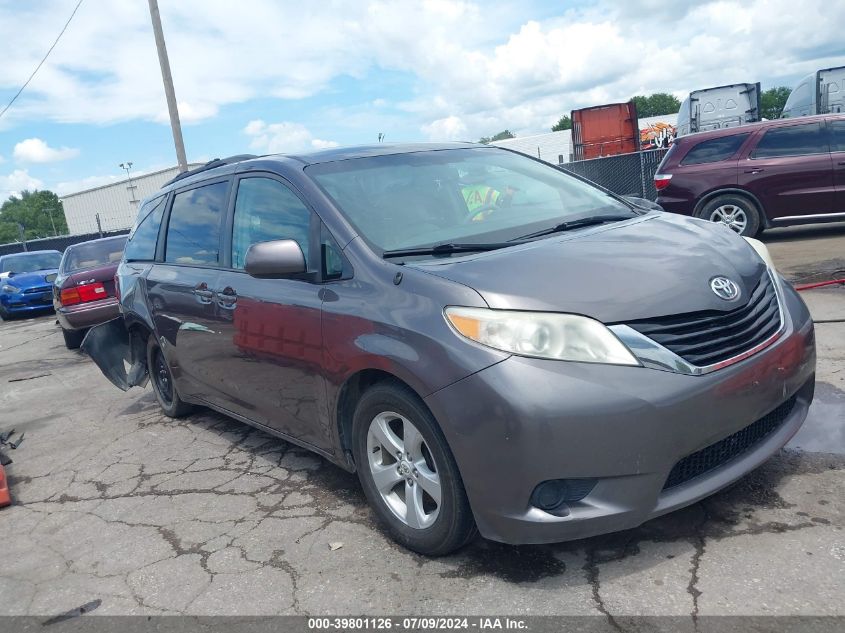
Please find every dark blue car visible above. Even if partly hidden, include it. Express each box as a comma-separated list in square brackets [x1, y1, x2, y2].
[0, 250, 62, 320]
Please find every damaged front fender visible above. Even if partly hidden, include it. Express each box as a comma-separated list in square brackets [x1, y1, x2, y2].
[80, 317, 149, 391]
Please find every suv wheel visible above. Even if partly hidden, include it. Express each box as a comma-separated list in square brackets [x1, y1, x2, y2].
[352, 382, 476, 556]
[61, 327, 86, 350]
[697, 194, 761, 237]
[147, 336, 193, 418]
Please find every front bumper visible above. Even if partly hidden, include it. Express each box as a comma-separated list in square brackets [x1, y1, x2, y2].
[424, 283, 816, 544]
[57, 297, 120, 331]
[0, 290, 54, 315]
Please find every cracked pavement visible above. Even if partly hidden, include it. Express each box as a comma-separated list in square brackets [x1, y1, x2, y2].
[0, 285, 843, 618]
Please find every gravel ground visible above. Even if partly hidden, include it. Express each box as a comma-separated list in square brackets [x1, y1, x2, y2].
[0, 225, 843, 618]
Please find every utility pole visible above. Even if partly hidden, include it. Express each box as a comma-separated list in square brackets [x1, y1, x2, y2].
[17, 223, 27, 251]
[42, 207, 57, 236]
[119, 162, 138, 207]
[148, 0, 188, 172]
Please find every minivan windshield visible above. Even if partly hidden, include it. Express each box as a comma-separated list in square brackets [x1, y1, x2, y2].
[306, 148, 635, 252]
[62, 236, 128, 273]
[1, 252, 62, 274]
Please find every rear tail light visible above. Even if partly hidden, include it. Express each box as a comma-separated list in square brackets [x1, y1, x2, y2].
[654, 173, 673, 191]
[60, 282, 107, 306]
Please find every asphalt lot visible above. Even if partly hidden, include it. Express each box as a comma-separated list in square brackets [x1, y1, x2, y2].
[0, 226, 843, 618]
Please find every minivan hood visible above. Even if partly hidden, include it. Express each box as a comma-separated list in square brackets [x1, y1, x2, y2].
[409, 214, 766, 323]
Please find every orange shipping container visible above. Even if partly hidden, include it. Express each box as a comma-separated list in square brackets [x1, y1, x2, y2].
[571, 102, 640, 161]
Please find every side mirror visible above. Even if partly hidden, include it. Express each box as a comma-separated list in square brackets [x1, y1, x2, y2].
[244, 239, 306, 279]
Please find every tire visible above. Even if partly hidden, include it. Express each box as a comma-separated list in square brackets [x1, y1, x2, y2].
[62, 327, 86, 350]
[352, 382, 476, 556]
[696, 194, 762, 237]
[146, 336, 193, 418]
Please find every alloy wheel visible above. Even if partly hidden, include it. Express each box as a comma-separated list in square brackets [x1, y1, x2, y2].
[152, 348, 174, 405]
[709, 204, 748, 234]
[366, 411, 442, 529]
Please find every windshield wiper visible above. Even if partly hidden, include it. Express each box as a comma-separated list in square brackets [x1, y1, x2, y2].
[382, 242, 520, 259]
[517, 214, 635, 240]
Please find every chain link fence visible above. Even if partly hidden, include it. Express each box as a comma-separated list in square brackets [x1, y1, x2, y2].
[561, 148, 670, 201]
[0, 228, 130, 258]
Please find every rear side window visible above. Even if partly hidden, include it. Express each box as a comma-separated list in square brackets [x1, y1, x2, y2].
[752, 122, 827, 158]
[63, 237, 127, 273]
[829, 120, 845, 153]
[124, 197, 166, 262]
[165, 181, 229, 266]
[681, 133, 749, 165]
[231, 177, 312, 269]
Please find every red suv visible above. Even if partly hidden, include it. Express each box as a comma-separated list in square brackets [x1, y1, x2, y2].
[655, 113, 845, 236]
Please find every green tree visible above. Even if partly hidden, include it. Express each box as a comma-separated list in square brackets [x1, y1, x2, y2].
[760, 86, 792, 120]
[478, 129, 515, 144]
[631, 93, 681, 118]
[0, 190, 69, 243]
[551, 115, 572, 131]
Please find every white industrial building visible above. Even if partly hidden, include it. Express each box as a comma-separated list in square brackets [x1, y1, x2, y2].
[60, 164, 201, 235]
[491, 113, 678, 163]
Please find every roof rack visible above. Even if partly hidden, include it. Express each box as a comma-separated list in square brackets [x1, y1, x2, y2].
[162, 154, 258, 187]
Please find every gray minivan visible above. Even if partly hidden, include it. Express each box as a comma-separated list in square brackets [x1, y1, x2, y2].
[84, 144, 816, 555]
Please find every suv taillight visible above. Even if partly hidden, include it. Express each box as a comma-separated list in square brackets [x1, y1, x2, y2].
[60, 282, 107, 306]
[654, 173, 673, 191]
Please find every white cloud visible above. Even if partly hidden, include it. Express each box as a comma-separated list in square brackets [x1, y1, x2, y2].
[0, 169, 45, 200]
[0, 0, 843, 141]
[13, 138, 79, 163]
[421, 116, 468, 141]
[243, 120, 338, 154]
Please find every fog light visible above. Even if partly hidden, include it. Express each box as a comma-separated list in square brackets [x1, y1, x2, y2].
[530, 479, 597, 515]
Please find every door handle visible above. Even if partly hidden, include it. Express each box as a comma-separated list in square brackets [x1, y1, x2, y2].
[838, 161, 845, 166]
[744, 168, 764, 174]
[217, 287, 237, 309]
[193, 282, 214, 303]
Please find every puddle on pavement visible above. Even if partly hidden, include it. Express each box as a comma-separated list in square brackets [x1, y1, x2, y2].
[786, 382, 845, 455]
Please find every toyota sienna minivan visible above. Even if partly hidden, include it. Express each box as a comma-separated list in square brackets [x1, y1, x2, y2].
[83, 144, 816, 555]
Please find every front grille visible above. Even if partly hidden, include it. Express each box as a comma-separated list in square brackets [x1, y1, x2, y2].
[626, 271, 781, 367]
[663, 395, 797, 490]
[24, 286, 51, 294]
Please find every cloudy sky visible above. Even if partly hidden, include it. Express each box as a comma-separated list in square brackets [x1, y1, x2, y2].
[1, 0, 844, 200]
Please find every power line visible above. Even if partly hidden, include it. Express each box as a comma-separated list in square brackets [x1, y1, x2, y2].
[0, 0, 85, 121]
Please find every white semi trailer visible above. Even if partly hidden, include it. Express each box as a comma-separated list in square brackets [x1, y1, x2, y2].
[781, 66, 845, 118]
[675, 82, 761, 137]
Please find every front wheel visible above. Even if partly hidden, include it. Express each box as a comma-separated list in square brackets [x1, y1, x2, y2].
[697, 194, 762, 237]
[352, 382, 476, 556]
[146, 336, 193, 418]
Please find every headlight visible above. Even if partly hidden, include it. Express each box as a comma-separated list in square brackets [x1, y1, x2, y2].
[1, 284, 19, 294]
[743, 236, 785, 296]
[445, 306, 640, 365]
[743, 237, 776, 271]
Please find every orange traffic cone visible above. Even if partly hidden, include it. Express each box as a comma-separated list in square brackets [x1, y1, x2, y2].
[0, 463, 11, 508]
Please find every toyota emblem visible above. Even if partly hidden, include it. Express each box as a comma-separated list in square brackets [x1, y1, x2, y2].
[710, 276, 740, 301]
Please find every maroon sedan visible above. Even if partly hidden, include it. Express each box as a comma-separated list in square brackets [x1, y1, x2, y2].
[655, 113, 845, 236]
[53, 235, 127, 349]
